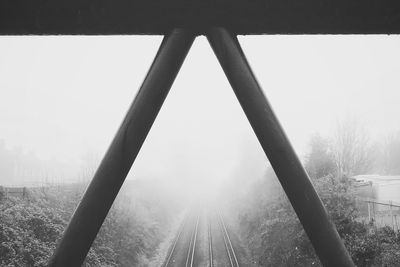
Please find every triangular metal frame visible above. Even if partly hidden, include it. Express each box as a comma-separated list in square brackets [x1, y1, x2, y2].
[48, 28, 354, 267]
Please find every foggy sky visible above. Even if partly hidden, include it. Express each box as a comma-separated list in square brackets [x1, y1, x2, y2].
[0, 35, 399, 186]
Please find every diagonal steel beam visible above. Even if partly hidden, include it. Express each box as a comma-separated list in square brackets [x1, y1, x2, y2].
[207, 27, 354, 267]
[48, 28, 195, 267]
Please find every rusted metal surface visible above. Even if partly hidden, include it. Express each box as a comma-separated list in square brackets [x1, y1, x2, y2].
[207, 27, 355, 267]
[48, 28, 195, 267]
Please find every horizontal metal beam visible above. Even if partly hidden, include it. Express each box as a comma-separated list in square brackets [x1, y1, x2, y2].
[48, 28, 195, 267]
[1, 0, 400, 35]
[207, 27, 355, 267]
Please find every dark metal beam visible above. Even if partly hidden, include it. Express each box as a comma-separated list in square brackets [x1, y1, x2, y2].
[207, 27, 355, 267]
[1, 0, 400, 35]
[48, 28, 195, 267]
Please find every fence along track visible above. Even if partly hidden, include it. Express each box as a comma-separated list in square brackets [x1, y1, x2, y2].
[218, 212, 240, 267]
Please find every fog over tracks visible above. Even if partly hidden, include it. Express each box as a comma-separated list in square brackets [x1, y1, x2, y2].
[163, 203, 253, 267]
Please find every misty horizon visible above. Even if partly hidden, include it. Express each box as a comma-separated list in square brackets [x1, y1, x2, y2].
[1, 35, 400, 187]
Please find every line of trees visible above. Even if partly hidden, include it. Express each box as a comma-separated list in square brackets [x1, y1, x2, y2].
[225, 119, 400, 266]
[0, 180, 182, 266]
[0, 139, 80, 186]
[305, 119, 400, 179]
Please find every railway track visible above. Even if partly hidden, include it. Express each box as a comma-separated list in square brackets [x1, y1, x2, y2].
[163, 215, 188, 267]
[217, 212, 240, 267]
[185, 214, 200, 267]
[208, 217, 213, 267]
[164, 209, 240, 267]
[164, 212, 201, 267]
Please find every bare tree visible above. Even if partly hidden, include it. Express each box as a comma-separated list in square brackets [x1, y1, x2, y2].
[332, 118, 374, 177]
[379, 132, 400, 175]
[305, 133, 335, 179]
[79, 151, 101, 183]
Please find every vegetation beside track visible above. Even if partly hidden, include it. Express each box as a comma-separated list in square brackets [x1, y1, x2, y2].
[0, 180, 181, 267]
[226, 129, 400, 267]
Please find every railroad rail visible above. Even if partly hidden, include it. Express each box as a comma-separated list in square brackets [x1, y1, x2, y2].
[218, 212, 240, 267]
[164, 211, 201, 267]
[163, 215, 188, 267]
[185, 214, 200, 267]
[208, 217, 213, 267]
[163, 209, 241, 267]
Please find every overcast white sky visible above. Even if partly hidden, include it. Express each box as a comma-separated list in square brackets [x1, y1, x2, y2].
[0, 35, 399, 186]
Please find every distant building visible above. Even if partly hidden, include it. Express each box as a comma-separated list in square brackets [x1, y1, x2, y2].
[352, 175, 400, 203]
